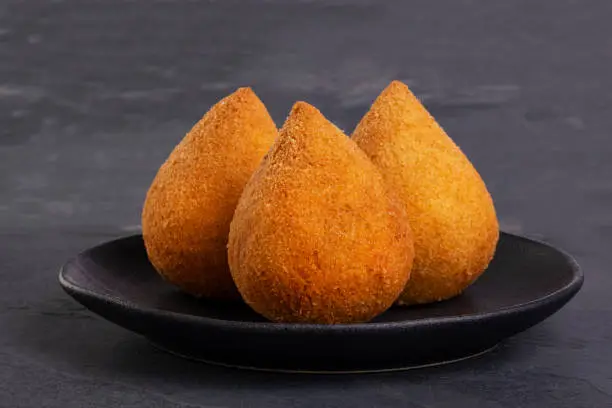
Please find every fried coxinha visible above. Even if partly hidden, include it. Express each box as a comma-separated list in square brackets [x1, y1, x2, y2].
[352, 80, 499, 306]
[141, 80, 498, 322]
[142, 88, 277, 300]
[228, 102, 414, 324]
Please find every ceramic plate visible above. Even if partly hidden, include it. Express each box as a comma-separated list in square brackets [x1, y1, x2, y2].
[59, 232, 582, 373]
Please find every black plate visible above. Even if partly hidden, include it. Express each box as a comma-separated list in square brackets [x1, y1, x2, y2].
[59, 233, 582, 373]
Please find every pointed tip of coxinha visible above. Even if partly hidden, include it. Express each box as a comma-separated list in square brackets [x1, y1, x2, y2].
[282, 101, 336, 135]
[353, 79, 457, 152]
[198, 86, 272, 121]
[367, 79, 433, 121]
[182, 85, 277, 149]
[226, 85, 256, 99]
[385, 79, 411, 93]
[379, 80, 421, 102]
[369, 80, 422, 112]
[272, 101, 349, 156]
[205, 86, 267, 119]
[289, 100, 318, 115]
[282, 101, 323, 132]
[225, 86, 258, 103]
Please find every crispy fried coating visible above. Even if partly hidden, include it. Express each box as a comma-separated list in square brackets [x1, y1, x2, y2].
[228, 102, 414, 324]
[352, 81, 499, 306]
[142, 87, 277, 300]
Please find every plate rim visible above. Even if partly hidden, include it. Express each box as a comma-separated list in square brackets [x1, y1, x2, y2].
[58, 231, 584, 334]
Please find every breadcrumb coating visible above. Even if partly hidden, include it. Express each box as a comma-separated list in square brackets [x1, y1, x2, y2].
[142, 87, 278, 300]
[228, 101, 414, 323]
[352, 81, 499, 306]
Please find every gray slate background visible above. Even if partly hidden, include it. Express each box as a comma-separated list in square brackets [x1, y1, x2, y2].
[1, 1, 611, 407]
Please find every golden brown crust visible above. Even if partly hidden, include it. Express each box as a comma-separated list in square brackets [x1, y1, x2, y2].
[352, 81, 499, 306]
[141, 87, 278, 300]
[228, 102, 414, 324]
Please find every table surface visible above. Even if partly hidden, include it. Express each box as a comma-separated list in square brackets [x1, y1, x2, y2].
[1, 1, 611, 407]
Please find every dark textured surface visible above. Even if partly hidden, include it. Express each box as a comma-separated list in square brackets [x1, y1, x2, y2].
[0, 0, 610, 406]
